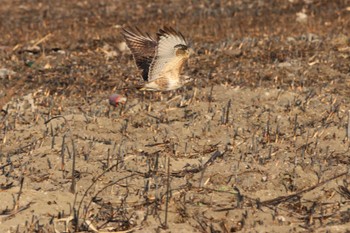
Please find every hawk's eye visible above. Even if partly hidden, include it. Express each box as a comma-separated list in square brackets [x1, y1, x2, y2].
[174, 44, 188, 50]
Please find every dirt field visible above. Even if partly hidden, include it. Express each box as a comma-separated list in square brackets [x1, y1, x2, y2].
[1, 0, 350, 232]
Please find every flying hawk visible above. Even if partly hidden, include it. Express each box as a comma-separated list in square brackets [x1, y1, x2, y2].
[122, 27, 193, 91]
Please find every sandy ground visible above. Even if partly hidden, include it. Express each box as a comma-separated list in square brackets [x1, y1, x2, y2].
[1, 0, 350, 232]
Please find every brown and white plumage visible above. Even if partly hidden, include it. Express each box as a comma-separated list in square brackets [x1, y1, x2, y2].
[122, 27, 192, 91]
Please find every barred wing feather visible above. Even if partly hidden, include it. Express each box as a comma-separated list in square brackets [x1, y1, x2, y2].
[122, 27, 157, 81]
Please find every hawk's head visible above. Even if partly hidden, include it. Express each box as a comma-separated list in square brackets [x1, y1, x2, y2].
[174, 44, 193, 58]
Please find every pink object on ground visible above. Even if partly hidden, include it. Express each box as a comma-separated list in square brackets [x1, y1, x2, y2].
[109, 94, 127, 107]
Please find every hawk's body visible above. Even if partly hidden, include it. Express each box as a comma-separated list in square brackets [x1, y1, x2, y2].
[122, 27, 192, 91]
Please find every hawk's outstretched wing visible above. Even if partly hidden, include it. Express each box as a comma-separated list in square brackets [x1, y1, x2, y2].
[122, 27, 157, 81]
[148, 27, 188, 82]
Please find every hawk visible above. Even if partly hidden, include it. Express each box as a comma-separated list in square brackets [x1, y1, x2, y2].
[122, 27, 193, 91]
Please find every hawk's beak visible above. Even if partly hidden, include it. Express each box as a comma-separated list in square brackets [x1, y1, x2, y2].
[188, 48, 195, 56]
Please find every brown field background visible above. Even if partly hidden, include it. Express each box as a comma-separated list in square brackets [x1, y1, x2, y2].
[1, 0, 350, 232]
